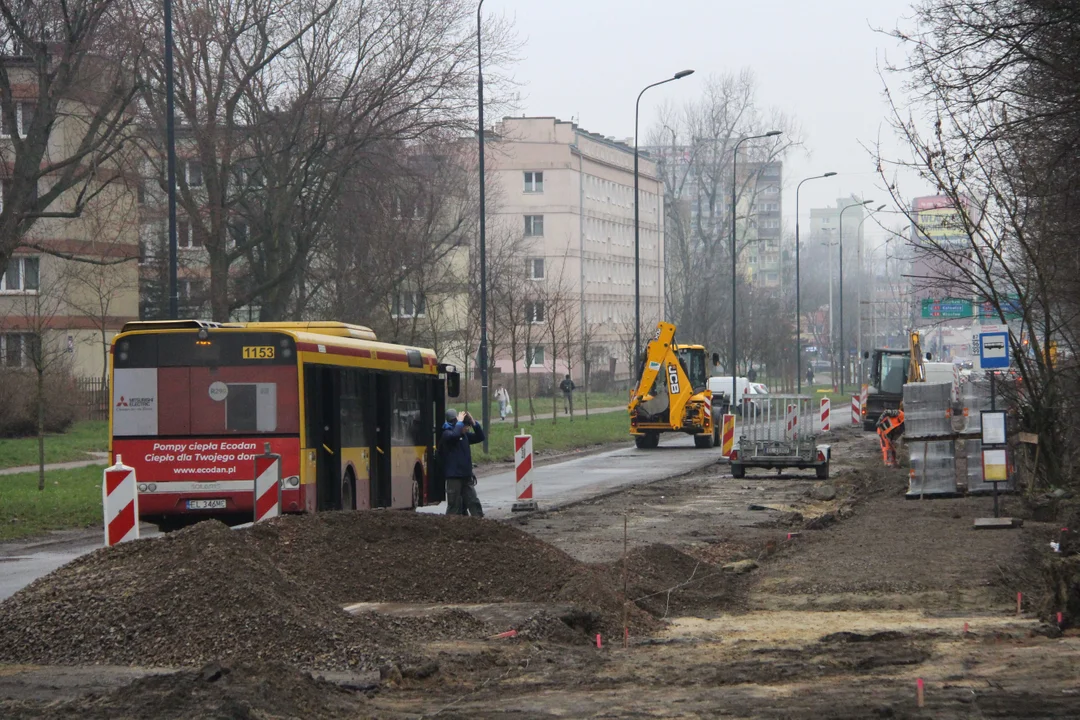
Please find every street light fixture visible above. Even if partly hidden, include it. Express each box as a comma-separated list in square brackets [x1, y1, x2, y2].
[838, 198, 873, 395]
[795, 171, 836, 394]
[477, 0, 490, 450]
[634, 69, 694, 368]
[855, 204, 887, 384]
[731, 130, 781, 408]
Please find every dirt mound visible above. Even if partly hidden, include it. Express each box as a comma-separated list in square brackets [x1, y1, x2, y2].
[248, 511, 657, 633]
[0, 521, 408, 670]
[1, 662, 364, 720]
[616, 544, 742, 618]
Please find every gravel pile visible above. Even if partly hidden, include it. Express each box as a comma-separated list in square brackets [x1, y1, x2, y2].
[1, 662, 364, 720]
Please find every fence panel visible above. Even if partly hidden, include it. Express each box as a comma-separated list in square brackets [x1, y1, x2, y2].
[74, 377, 109, 422]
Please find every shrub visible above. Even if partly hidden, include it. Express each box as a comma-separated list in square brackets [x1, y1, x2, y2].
[0, 369, 77, 437]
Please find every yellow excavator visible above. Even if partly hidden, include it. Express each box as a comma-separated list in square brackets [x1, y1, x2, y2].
[628, 322, 720, 449]
[876, 330, 927, 466]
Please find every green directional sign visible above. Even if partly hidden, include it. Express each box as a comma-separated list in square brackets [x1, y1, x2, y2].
[921, 298, 973, 319]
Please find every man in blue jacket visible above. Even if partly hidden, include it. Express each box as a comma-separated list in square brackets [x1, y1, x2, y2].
[440, 408, 485, 516]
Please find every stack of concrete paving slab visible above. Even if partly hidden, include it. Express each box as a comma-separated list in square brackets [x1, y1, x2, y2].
[904, 382, 959, 497]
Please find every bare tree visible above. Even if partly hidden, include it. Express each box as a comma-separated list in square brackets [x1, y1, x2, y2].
[1, 257, 73, 489]
[649, 70, 802, 363]
[0, 0, 142, 276]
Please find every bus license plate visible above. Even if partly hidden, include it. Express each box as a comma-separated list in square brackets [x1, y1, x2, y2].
[187, 499, 227, 510]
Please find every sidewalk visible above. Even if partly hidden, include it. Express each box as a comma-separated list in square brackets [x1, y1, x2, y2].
[484, 404, 625, 422]
[0, 453, 109, 477]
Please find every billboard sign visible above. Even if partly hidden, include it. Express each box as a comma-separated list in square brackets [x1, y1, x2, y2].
[911, 195, 970, 251]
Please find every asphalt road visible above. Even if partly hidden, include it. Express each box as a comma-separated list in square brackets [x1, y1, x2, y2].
[420, 432, 724, 518]
[0, 435, 723, 601]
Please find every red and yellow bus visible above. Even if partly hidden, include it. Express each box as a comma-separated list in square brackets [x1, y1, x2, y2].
[109, 320, 460, 529]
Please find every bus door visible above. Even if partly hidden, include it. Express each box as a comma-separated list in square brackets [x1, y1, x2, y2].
[305, 366, 343, 511]
[369, 373, 393, 508]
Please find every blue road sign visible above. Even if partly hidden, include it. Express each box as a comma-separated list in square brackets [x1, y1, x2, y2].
[979, 330, 1010, 369]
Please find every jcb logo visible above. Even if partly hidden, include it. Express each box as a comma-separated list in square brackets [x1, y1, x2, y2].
[667, 364, 680, 395]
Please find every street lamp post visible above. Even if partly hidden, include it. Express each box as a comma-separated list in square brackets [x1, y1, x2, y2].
[795, 172, 836, 394]
[165, 0, 179, 319]
[731, 131, 781, 407]
[477, 0, 490, 450]
[838, 199, 873, 395]
[634, 69, 694, 368]
[855, 204, 886, 385]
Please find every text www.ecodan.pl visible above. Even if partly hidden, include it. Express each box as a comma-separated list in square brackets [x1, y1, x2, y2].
[172, 466, 240, 474]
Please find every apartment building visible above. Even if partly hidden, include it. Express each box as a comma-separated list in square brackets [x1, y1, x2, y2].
[0, 55, 139, 380]
[487, 117, 665, 380]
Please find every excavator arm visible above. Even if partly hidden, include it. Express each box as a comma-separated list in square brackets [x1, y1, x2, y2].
[628, 322, 678, 413]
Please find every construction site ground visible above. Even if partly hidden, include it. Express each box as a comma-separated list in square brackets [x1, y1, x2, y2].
[2, 424, 1077, 719]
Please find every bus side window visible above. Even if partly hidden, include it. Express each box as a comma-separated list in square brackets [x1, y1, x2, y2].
[340, 370, 364, 448]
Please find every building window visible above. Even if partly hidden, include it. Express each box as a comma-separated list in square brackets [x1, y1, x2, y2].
[526, 344, 545, 367]
[0, 97, 34, 138]
[185, 160, 203, 187]
[525, 300, 545, 324]
[524, 171, 544, 193]
[176, 218, 202, 248]
[1, 256, 39, 293]
[527, 257, 544, 280]
[524, 215, 544, 237]
[764, 185, 779, 194]
[228, 221, 249, 248]
[392, 291, 426, 318]
[1, 333, 36, 367]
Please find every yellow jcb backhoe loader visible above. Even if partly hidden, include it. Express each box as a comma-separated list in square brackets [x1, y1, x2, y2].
[628, 322, 720, 449]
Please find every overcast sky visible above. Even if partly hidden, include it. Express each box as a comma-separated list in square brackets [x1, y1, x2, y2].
[484, 0, 932, 245]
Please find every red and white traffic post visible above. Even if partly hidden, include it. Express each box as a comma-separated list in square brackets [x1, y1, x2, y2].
[511, 433, 538, 512]
[851, 395, 861, 425]
[103, 455, 139, 547]
[253, 442, 282, 523]
[820, 397, 831, 432]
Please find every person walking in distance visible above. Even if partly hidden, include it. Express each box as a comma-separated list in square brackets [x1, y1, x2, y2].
[559, 374, 576, 415]
[806, 364, 815, 388]
[439, 409, 485, 516]
[494, 384, 511, 421]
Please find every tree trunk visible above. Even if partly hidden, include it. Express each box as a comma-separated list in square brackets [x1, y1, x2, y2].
[37, 368, 45, 491]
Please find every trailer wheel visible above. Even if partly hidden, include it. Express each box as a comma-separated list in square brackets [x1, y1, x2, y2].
[731, 463, 745, 479]
[694, 433, 713, 449]
[815, 462, 829, 480]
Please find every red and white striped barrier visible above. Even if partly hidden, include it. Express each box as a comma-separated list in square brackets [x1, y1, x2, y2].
[820, 398, 831, 432]
[786, 404, 795, 439]
[103, 456, 139, 547]
[851, 395, 861, 425]
[511, 434, 538, 512]
[721, 413, 735, 457]
[253, 444, 282, 523]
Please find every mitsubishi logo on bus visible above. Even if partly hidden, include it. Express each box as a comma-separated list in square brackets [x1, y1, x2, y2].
[116, 396, 128, 407]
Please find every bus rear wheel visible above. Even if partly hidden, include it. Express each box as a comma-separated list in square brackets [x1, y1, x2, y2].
[341, 471, 356, 511]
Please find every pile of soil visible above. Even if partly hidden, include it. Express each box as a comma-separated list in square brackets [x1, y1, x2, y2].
[618, 544, 744, 617]
[1, 662, 364, 720]
[0, 512, 657, 670]
[246, 511, 656, 633]
[0, 521, 409, 670]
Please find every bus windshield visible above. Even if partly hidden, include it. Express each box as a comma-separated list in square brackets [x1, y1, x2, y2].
[112, 331, 299, 437]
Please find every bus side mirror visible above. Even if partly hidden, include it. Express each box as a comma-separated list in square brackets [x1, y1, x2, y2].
[446, 371, 460, 398]
[863, 351, 870, 359]
[711, 352, 720, 365]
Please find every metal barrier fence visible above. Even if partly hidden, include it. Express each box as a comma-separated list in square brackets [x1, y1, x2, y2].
[74, 377, 109, 422]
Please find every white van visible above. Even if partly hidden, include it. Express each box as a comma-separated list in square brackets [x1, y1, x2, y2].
[709, 376, 759, 414]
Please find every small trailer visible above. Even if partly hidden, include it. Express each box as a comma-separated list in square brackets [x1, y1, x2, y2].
[728, 393, 831, 479]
